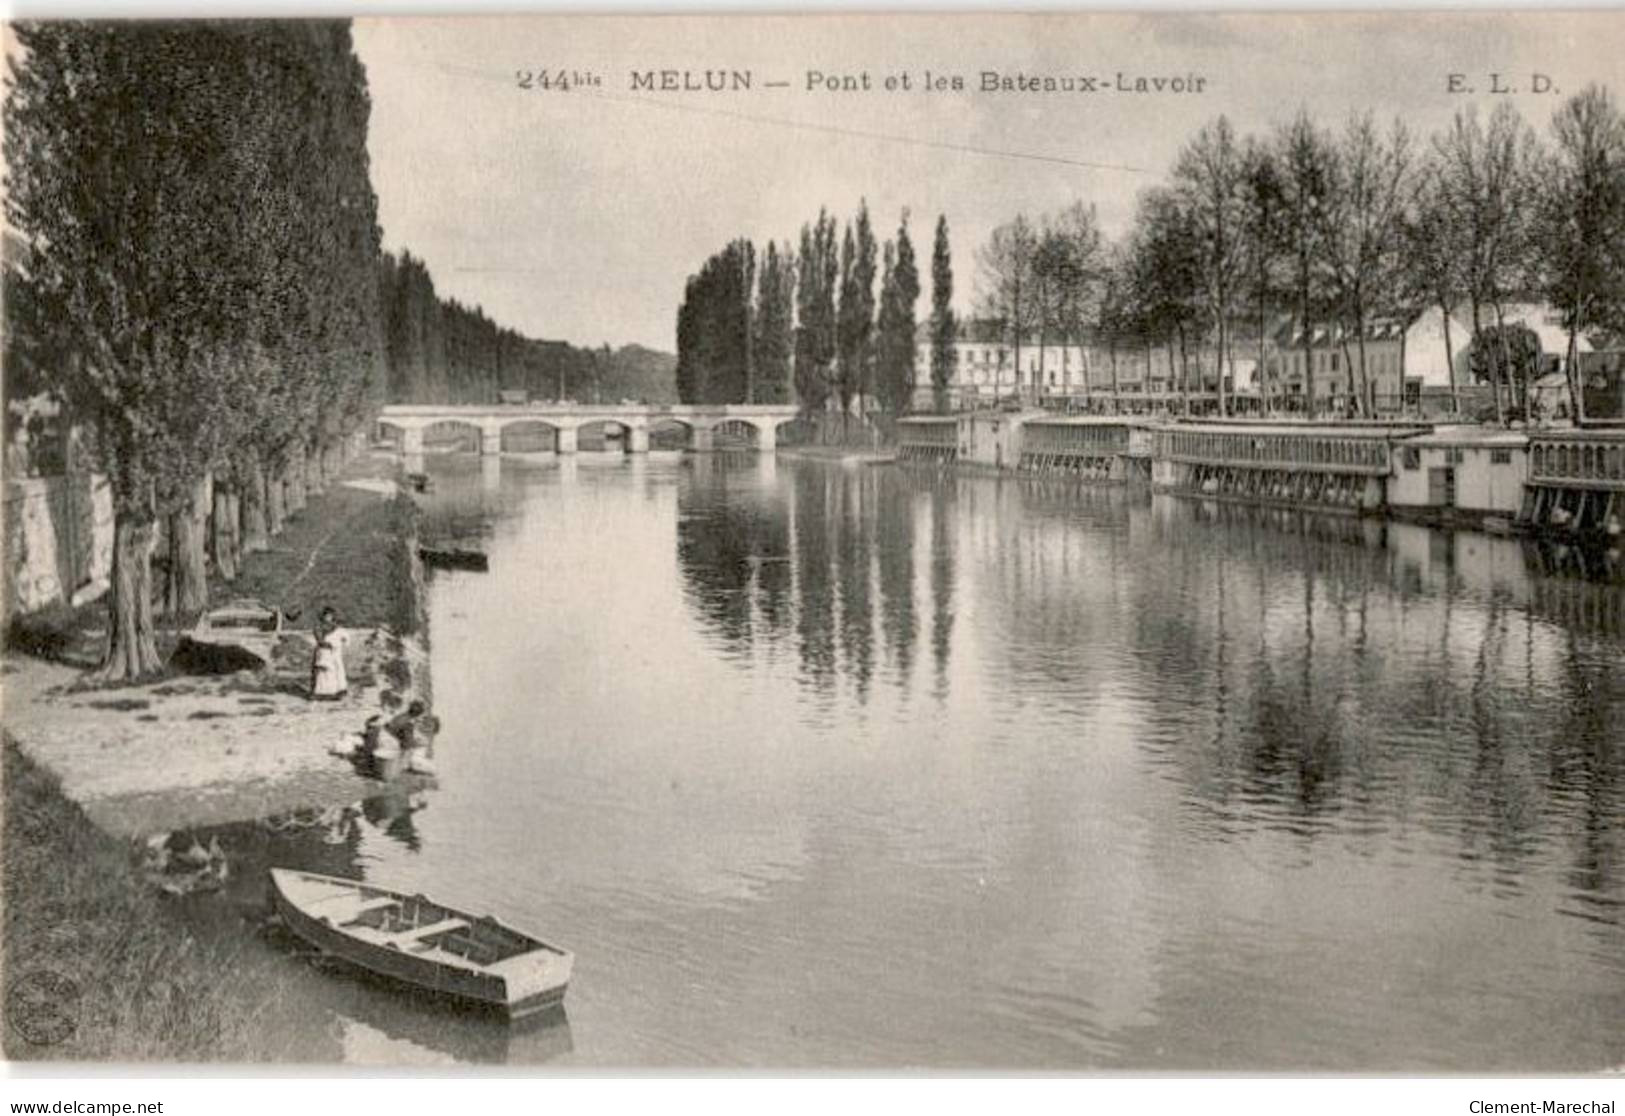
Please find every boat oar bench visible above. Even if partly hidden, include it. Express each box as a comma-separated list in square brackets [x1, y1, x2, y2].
[386, 919, 471, 950]
[309, 894, 400, 925]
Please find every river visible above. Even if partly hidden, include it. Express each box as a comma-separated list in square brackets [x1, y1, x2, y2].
[190, 451, 1624, 1069]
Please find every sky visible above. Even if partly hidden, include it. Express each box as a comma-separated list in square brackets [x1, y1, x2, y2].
[352, 11, 1625, 352]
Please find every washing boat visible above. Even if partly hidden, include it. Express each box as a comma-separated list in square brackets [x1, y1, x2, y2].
[268, 868, 572, 1020]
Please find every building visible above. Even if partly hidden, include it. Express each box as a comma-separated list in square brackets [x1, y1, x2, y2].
[1388, 426, 1529, 526]
[1264, 307, 1474, 414]
[911, 320, 1256, 412]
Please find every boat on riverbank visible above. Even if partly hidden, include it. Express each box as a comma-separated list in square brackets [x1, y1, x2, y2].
[268, 868, 572, 1020]
[418, 545, 489, 572]
[182, 599, 283, 666]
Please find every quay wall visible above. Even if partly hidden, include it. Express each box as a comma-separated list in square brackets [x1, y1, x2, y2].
[2, 471, 114, 621]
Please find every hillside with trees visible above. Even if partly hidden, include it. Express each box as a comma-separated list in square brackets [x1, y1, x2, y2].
[379, 251, 676, 406]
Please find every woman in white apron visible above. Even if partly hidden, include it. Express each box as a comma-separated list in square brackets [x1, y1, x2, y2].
[310, 606, 349, 700]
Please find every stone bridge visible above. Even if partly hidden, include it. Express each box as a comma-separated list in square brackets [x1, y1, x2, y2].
[377, 403, 802, 454]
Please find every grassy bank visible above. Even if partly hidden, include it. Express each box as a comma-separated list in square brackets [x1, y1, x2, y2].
[225, 459, 424, 640]
[2, 735, 279, 1061]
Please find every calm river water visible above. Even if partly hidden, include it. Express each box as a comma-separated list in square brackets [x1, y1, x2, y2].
[202, 452, 1624, 1069]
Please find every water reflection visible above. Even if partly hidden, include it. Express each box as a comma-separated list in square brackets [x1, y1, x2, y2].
[663, 460, 1622, 1067]
[167, 453, 1622, 1069]
[676, 459, 963, 699]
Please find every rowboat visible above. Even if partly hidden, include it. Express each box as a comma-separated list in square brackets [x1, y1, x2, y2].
[418, 545, 489, 572]
[183, 599, 282, 666]
[268, 868, 572, 1020]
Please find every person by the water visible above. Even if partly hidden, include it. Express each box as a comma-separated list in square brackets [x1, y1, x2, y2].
[309, 606, 349, 701]
[384, 699, 432, 750]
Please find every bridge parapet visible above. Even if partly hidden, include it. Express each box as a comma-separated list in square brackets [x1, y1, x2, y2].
[378, 403, 799, 454]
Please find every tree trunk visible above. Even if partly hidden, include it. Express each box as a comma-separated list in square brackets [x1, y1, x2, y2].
[307, 443, 327, 497]
[1300, 267, 1314, 418]
[286, 447, 308, 516]
[1566, 323, 1583, 422]
[164, 476, 210, 618]
[1257, 303, 1270, 417]
[241, 459, 270, 553]
[211, 474, 240, 583]
[1354, 308, 1371, 416]
[1176, 325, 1191, 416]
[101, 514, 164, 682]
[1440, 301, 1458, 416]
[1341, 336, 1360, 417]
[1109, 337, 1120, 415]
[1216, 316, 1229, 418]
[1472, 297, 1501, 425]
[267, 462, 287, 537]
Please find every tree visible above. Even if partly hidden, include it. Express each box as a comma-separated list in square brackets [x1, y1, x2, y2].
[7, 23, 271, 675]
[1241, 137, 1288, 413]
[1319, 113, 1413, 415]
[930, 216, 957, 413]
[1402, 162, 1466, 414]
[1172, 116, 1248, 416]
[1048, 202, 1107, 401]
[754, 241, 796, 405]
[794, 211, 839, 413]
[1468, 324, 1543, 414]
[675, 239, 755, 404]
[835, 201, 877, 426]
[1277, 112, 1337, 416]
[1125, 188, 1202, 410]
[875, 213, 921, 414]
[977, 215, 1038, 402]
[1537, 85, 1625, 419]
[1432, 103, 1539, 423]
[1096, 247, 1136, 412]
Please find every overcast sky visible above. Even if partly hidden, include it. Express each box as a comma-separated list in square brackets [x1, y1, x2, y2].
[352, 12, 1625, 352]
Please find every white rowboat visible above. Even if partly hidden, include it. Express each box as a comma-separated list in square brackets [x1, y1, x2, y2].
[268, 868, 572, 1020]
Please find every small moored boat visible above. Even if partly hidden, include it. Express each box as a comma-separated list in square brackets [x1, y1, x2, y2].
[184, 599, 282, 666]
[418, 545, 489, 572]
[268, 868, 572, 1020]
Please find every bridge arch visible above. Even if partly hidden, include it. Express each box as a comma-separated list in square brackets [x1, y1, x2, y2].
[711, 418, 762, 450]
[576, 419, 635, 452]
[496, 418, 562, 453]
[648, 417, 695, 451]
[421, 419, 482, 454]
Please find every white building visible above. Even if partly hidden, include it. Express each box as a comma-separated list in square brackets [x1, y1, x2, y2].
[911, 320, 1256, 411]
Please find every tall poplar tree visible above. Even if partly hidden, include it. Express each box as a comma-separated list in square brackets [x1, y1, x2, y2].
[875, 213, 921, 414]
[930, 216, 957, 413]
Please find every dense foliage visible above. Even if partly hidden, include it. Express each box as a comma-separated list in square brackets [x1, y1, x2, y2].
[678, 203, 940, 419]
[4, 20, 386, 676]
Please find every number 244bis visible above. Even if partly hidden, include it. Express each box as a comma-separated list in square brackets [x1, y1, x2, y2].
[516, 70, 602, 91]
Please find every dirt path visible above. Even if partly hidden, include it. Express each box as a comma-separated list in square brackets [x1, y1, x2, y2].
[2, 455, 431, 837]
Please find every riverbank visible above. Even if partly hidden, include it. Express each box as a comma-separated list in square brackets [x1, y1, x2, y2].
[2, 735, 288, 1061]
[2, 451, 431, 836]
